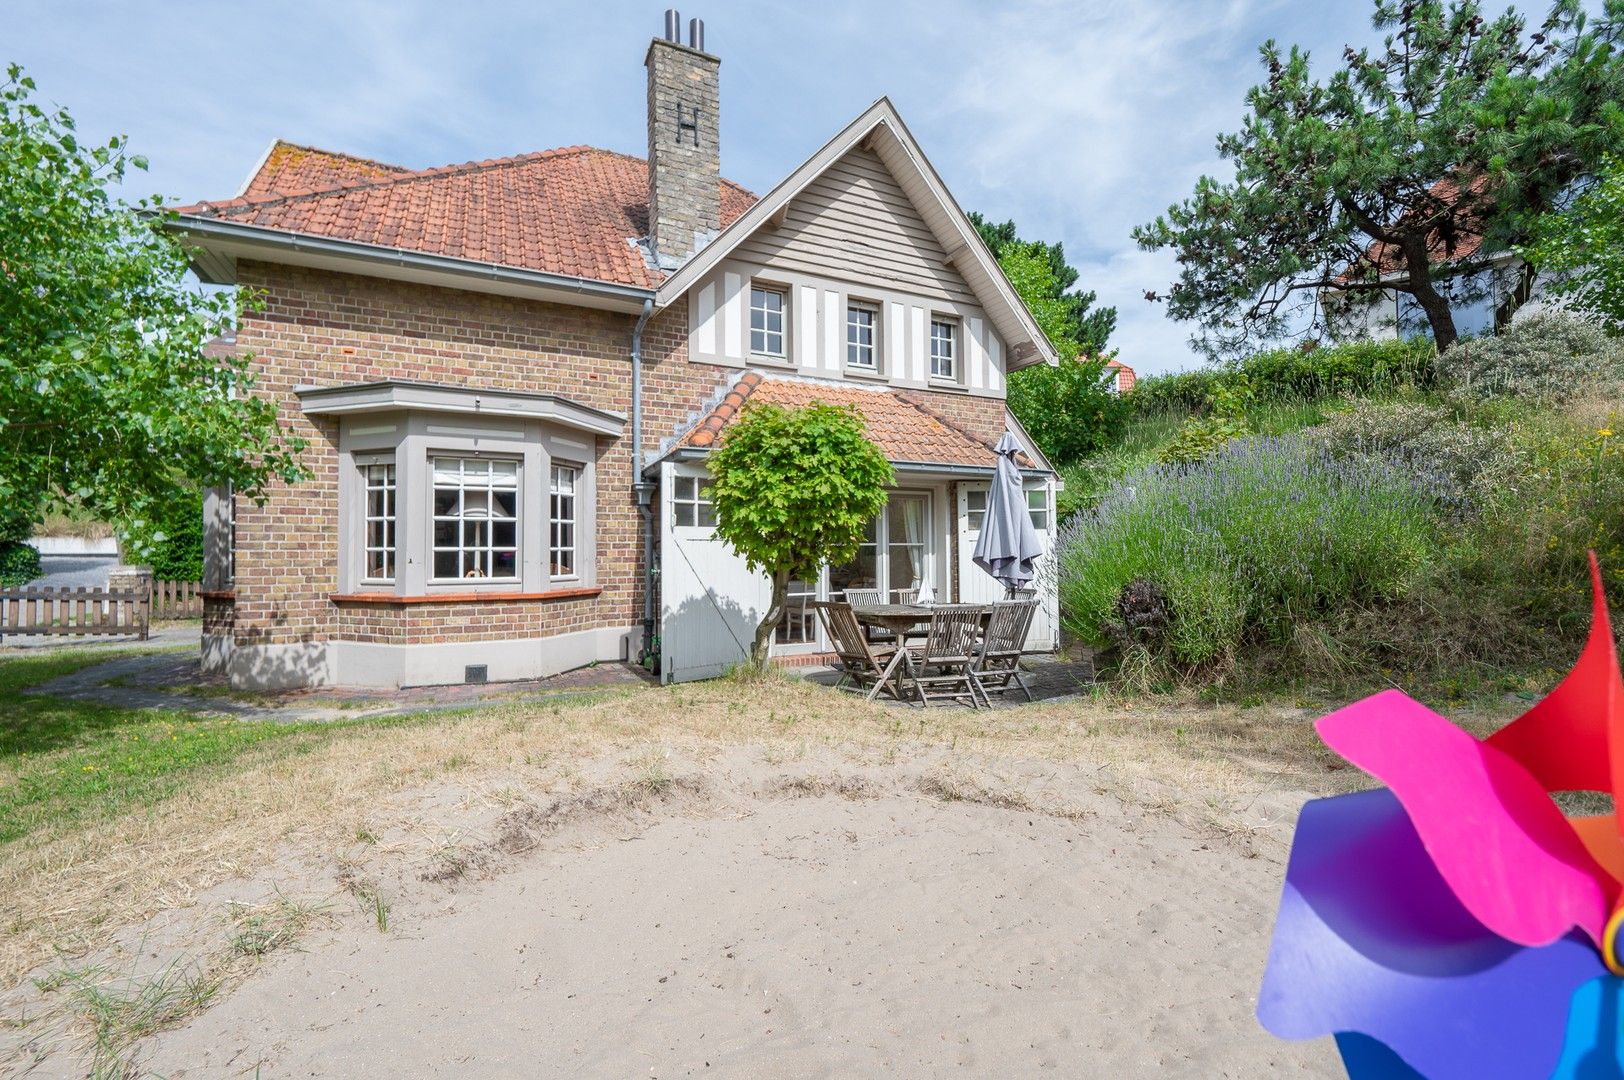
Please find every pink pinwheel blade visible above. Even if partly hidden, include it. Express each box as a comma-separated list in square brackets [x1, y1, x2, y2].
[1317, 689, 1613, 949]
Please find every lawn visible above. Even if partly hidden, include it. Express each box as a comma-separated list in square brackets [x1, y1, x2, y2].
[0, 649, 338, 846]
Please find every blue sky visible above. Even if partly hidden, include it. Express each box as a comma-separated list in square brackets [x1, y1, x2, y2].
[13, 1, 1410, 374]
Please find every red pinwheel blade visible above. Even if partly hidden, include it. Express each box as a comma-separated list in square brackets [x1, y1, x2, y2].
[1487, 553, 1624, 811]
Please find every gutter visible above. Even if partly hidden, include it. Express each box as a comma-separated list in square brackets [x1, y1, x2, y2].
[629, 298, 657, 669]
[165, 215, 655, 309]
[650, 446, 1053, 479]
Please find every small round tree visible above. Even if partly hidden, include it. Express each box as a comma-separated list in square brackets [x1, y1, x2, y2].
[707, 401, 893, 669]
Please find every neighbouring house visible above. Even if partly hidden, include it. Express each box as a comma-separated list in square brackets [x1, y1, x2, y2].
[169, 14, 1061, 690]
[1104, 358, 1135, 395]
[1323, 176, 1568, 343]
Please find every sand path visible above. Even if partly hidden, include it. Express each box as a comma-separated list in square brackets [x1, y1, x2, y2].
[128, 769, 1337, 1078]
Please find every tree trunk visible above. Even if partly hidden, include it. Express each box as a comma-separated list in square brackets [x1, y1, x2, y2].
[1398, 236, 1458, 352]
[751, 568, 791, 670]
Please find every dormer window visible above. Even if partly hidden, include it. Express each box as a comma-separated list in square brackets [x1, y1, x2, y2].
[930, 317, 957, 380]
[846, 301, 879, 371]
[749, 284, 786, 358]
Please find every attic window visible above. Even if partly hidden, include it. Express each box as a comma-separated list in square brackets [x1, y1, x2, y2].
[846, 301, 879, 370]
[930, 318, 957, 380]
[750, 285, 786, 358]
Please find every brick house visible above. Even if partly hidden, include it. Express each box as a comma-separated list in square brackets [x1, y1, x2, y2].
[170, 15, 1060, 689]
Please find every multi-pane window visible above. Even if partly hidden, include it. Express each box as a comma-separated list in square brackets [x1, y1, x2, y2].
[846, 301, 878, 370]
[750, 285, 786, 357]
[431, 457, 518, 580]
[965, 489, 987, 531]
[550, 464, 579, 578]
[672, 475, 716, 528]
[930, 318, 957, 380]
[362, 462, 396, 582]
[1027, 489, 1049, 531]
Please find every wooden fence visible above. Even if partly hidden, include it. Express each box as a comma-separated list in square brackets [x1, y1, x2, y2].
[151, 579, 203, 619]
[0, 586, 149, 640]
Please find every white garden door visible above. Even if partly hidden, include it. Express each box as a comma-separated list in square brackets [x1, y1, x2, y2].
[955, 481, 1057, 651]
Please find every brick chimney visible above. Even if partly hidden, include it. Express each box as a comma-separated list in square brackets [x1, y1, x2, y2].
[645, 10, 720, 269]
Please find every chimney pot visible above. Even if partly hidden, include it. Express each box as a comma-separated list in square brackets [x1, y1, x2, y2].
[688, 17, 705, 52]
[663, 9, 681, 42]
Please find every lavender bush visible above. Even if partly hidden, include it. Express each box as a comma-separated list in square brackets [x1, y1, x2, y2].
[1052, 436, 1440, 669]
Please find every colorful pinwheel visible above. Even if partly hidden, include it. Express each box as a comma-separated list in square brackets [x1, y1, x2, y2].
[1259, 554, 1624, 1078]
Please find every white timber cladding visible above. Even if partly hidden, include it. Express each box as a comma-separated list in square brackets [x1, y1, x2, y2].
[682, 146, 1011, 397]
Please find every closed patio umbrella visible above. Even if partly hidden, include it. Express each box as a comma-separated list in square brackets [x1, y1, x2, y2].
[972, 432, 1043, 592]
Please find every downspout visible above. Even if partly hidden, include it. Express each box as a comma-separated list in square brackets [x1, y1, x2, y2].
[630, 297, 657, 670]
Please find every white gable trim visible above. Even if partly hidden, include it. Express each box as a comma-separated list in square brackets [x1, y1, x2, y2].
[654, 98, 1059, 372]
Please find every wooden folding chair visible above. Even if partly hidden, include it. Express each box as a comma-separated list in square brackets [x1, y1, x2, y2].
[972, 599, 1039, 703]
[841, 587, 894, 644]
[905, 604, 985, 709]
[815, 601, 901, 699]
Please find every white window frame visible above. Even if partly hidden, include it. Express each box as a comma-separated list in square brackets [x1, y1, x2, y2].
[749, 283, 788, 359]
[550, 462, 580, 580]
[430, 456, 521, 583]
[671, 474, 716, 531]
[846, 300, 880, 372]
[930, 317, 958, 381]
[1026, 487, 1049, 531]
[361, 459, 397, 584]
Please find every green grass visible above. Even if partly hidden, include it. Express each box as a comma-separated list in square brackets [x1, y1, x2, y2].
[0, 648, 415, 846]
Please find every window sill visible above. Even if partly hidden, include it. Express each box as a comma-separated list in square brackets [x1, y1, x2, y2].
[330, 586, 602, 605]
[927, 378, 969, 392]
[201, 590, 236, 601]
[844, 367, 889, 383]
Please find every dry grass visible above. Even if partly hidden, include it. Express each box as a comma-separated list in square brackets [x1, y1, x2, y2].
[0, 670, 1515, 991]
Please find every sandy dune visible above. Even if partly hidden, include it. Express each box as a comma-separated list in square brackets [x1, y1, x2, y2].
[114, 755, 1338, 1079]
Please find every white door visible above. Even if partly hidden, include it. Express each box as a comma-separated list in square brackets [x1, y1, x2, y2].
[956, 480, 1057, 651]
[660, 463, 768, 682]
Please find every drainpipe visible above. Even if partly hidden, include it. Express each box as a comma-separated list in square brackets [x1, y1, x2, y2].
[630, 298, 657, 669]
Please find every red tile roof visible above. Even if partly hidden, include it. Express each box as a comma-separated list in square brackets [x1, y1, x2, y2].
[240, 141, 413, 198]
[678, 372, 1023, 469]
[177, 142, 756, 288]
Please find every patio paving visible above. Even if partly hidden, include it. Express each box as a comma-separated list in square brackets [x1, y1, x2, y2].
[802, 652, 1097, 708]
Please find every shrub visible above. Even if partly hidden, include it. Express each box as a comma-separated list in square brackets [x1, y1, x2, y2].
[0, 541, 40, 587]
[1306, 401, 1525, 516]
[1007, 356, 1129, 465]
[1159, 378, 1253, 464]
[1444, 312, 1624, 403]
[1053, 437, 1439, 671]
[1130, 337, 1436, 416]
[118, 490, 204, 581]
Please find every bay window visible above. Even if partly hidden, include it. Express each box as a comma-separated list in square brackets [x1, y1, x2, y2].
[362, 462, 397, 582]
[550, 463, 578, 578]
[431, 457, 519, 580]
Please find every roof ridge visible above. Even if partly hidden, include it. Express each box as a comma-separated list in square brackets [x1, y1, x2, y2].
[179, 144, 613, 217]
[184, 143, 754, 219]
[269, 140, 411, 174]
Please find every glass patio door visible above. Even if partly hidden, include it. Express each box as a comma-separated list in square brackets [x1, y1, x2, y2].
[773, 490, 934, 653]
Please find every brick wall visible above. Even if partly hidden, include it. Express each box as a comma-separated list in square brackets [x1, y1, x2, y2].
[227, 259, 1012, 651]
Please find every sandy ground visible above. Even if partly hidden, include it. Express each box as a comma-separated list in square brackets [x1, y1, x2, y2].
[6, 748, 1342, 1079]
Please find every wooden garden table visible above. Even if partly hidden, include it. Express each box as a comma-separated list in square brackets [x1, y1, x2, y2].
[852, 604, 990, 702]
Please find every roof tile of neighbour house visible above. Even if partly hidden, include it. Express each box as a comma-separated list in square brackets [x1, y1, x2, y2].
[1105, 358, 1136, 392]
[1337, 176, 1492, 284]
[175, 145, 757, 288]
[678, 372, 1029, 468]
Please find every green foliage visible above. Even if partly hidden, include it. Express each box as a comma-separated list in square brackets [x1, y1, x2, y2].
[707, 402, 893, 666]
[1159, 379, 1254, 464]
[1006, 355, 1128, 465]
[1521, 155, 1624, 333]
[1131, 338, 1435, 415]
[1306, 401, 1526, 515]
[0, 541, 41, 587]
[0, 65, 306, 543]
[1444, 311, 1624, 403]
[1134, 1, 1624, 355]
[119, 489, 204, 580]
[1055, 438, 1439, 670]
[970, 213, 1116, 356]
